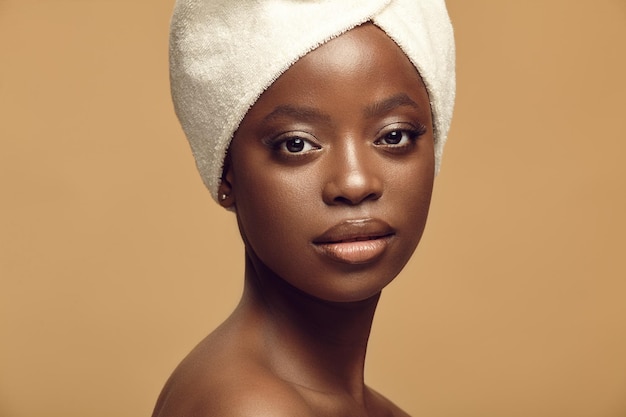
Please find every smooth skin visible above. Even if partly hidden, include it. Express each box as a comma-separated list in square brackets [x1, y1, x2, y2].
[152, 23, 434, 417]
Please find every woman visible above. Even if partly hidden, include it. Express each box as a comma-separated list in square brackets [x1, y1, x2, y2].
[153, 0, 455, 415]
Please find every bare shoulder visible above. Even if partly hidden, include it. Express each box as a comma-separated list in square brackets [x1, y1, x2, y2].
[152, 336, 314, 417]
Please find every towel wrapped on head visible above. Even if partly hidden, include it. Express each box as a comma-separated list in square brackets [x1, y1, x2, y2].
[170, 0, 456, 202]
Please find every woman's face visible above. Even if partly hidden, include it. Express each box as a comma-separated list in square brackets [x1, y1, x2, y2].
[223, 23, 435, 303]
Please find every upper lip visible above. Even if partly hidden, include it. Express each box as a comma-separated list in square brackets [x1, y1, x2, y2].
[312, 218, 395, 244]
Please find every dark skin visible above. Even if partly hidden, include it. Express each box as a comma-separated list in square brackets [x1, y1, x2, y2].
[153, 23, 434, 417]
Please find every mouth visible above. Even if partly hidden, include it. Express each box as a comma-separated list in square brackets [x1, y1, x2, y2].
[312, 219, 395, 265]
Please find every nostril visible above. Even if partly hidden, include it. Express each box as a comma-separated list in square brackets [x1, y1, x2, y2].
[332, 191, 381, 206]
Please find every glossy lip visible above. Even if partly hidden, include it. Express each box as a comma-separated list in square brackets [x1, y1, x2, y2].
[312, 218, 395, 265]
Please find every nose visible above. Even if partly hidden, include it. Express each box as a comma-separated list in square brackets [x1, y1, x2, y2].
[322, 139, 383, 206]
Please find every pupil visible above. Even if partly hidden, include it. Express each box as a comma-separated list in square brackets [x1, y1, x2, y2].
[386, 131, 402, 144]
[286, 138, 305, 152]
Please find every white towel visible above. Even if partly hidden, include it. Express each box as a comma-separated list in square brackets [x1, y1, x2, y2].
[170, 0, 455, 202]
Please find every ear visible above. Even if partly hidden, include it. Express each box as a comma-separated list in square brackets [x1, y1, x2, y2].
[217, 154, 235, 209]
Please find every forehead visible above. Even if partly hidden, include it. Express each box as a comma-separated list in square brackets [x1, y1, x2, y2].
[239, 23, 430, 126]
[293, 23, 423, 82]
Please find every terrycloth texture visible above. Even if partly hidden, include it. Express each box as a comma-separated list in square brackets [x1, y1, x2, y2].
[170, 0, 455, 202]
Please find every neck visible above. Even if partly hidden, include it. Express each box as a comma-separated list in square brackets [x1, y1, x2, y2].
[237, 251, 380, 399]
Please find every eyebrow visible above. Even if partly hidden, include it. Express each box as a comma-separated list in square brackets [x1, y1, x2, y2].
[363, 93, 421, 119]
[261, 93, 420, 124]
[262, 104, 332, 124]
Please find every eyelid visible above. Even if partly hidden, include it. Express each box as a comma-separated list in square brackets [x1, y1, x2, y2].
[375, 121, 427, 138]
[263, 130, 319, 147]
[262, 130, 322, 159]
[374, 122, 427, 145]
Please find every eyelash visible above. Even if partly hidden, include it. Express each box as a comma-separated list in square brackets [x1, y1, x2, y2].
[374, 123, 427, 151]
[265, 132, 321, 157]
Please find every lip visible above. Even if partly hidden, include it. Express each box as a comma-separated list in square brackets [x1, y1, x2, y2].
[312, 218, 395, 265]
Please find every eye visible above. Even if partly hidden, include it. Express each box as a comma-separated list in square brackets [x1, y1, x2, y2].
[265, 131, 321, 159]
[380, 130, 413, 146]
[280, 136, 317, 153]
[375, 123, 427, 150]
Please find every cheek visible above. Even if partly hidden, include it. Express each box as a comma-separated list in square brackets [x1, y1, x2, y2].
[404, 167, 434, 217]
[232, 157, 320, 254]
[387, 156, 435, 243]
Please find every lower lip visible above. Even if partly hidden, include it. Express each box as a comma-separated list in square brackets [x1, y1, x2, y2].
[314, 237, 392, 265]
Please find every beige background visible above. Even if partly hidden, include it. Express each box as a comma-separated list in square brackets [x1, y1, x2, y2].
[1, 1, 625, 416]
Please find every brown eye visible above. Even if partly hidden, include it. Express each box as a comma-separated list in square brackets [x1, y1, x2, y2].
[265, 131, 321, 159]
[285, 137, 306, 153]
[375, 122, 427, 149]
[277, 136, 318, 154]
[383, 130, 404, 145]
[380, 130, 412, 146]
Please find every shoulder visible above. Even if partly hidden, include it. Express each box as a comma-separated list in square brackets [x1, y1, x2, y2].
[152, 341, 314, 417]
[152, 370, 314, 417]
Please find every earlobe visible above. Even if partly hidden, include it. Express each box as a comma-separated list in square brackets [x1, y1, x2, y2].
[218, 156, 236, 209]
[218, 179, 235, 209]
